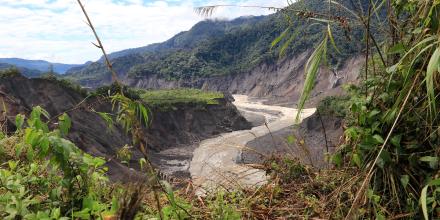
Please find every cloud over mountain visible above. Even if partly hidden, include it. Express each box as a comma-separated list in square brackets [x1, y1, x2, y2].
[0, 0, 285, 64]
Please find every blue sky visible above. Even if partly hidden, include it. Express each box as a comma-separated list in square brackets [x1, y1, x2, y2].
[0, 0, 286, 64]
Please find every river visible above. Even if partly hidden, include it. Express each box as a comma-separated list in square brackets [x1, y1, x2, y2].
[189, 95, 316, 195]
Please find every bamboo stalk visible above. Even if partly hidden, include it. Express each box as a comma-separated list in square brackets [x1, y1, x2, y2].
[77, 0, 119, 84]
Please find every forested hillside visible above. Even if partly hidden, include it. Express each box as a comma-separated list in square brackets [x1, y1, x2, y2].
[64, 0, 369, 86]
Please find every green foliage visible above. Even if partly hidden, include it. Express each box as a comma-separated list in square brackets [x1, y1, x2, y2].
[0, 67, 21, 78]
[0, 64, 44, 78]
[160, 181, 192, 220]
[63, 54, 145, 84]
[58, 113, 71, 137]
[94, 83, 141, 100]
[265, 0, 374, 120]
[317, 95, 351, 117]
[41, 74, 88, 97]
[420, 179, 440, 220]
[207, 191, 241, 220]
[116, 145, 132, 165]
[330, 0, 440, 217]
[0, 107, 113, 219]
[139, 88, 224, 109]
[295, 35, 328, 121]
[65, 0, 366, 85]
[268, 157, 308, 183]
[111, 93, 150, 133]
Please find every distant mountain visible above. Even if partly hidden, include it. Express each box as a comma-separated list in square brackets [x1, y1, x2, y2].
[0, 58, 86, 74]
[0, 63, 44, 78]
[100, 16, 266, 61]
[64, 16, 268, 84]
[65, 0, 373, 87]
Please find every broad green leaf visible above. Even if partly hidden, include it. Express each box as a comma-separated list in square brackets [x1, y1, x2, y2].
[400, 175, 409, 189]
[73, 208, 91, 219]
[376, 150, 391, 169]
[368, 109, 381, 119]
[376, 213, 386, 220]
[344, 127, 359, 139]
[25, 128, 40, 147]
[420, 156, 439, 169]
[352, 153, 362, 168]
[331, 152, 343, 167]
[296, 35, 327, 121]
[26, 147, 35, 161]
[420, 179, 440, 220]
[39, 136, 50, 157]
[426, 47, 440, 119]
[390, 135, 402, 147]
[31, 106, 50, 120]
[110, 196, 119, 213]
[372, 134, 384, 144]
[388, 43, 405, 55]
[15, 114, 25, 132]
[50, 208, 61, 219]
[82, 197, 93, 210]
[58, 113, 71, 136]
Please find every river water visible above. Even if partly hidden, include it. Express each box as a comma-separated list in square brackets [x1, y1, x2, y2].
[189, 95, 316, 195]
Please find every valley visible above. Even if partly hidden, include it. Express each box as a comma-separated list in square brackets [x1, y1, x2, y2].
[0, 0, 435, 218]
[0, 0, 360, 210]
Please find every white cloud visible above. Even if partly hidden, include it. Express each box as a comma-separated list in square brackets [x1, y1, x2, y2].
[0, 0, 286, 64]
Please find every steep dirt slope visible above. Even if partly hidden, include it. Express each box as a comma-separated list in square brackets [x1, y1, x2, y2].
[0, 75, 251, 180]
[129, 53, 363, 107]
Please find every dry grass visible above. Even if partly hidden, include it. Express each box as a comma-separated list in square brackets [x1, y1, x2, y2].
[0, 136, 22, 160]
[174, 155, 362, 219]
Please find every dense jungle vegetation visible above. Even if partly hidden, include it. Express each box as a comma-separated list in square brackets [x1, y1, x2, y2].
[1, 0, 440, 219]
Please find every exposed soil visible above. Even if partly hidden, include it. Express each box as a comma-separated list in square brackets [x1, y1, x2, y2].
[0, 75, 251, 181]
[128, 54, 363, 107]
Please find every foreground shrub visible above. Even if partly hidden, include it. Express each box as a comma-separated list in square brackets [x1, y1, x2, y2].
[0, 107, 114, 219]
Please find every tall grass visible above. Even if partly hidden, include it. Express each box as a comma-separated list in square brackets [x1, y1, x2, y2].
[197, 0, 440, 218]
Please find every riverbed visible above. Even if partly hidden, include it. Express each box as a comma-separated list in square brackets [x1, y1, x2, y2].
[189, 95, 316, 195]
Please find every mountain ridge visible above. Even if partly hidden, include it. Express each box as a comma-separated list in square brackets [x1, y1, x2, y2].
[99, 16, 267, 62]
[64, 0, 368, 90]
[0, 58, 87, 74]
[0, 62, 44, 78]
